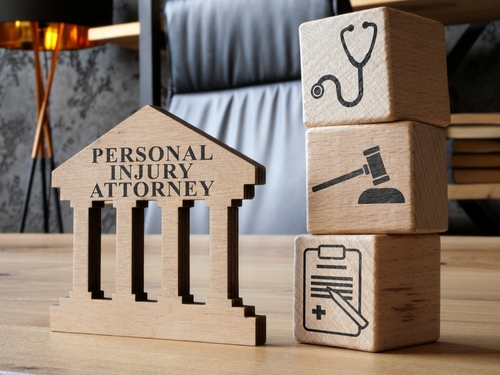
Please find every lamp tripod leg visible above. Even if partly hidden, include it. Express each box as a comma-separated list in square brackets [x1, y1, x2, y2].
[47, 156, 64, 233]
[18, 22, 64, 233]
[38, 145, 49, 233]
[41, 86, 63, 233]
[19, 157, 37, 233]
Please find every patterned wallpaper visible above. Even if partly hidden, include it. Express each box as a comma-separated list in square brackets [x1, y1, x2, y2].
[0, 0, 142, 233]
[0, 1, 498, 233]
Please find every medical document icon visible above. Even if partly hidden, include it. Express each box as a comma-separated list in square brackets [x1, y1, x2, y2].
[303, 244, 368, 337]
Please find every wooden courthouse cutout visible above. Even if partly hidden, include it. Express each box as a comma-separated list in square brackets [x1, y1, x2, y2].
[50, 105, 266, 346]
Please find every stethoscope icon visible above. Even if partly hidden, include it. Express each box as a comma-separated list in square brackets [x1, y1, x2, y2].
[311, 21, 378, 108]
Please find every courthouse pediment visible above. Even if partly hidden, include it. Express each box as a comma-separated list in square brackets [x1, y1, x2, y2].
[53, 105, 265, 205]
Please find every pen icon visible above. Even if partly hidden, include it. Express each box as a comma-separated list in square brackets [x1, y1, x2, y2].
[327, 287, 368, 329]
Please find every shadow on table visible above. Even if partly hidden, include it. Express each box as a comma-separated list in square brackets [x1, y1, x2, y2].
[387, 340, 500, 360]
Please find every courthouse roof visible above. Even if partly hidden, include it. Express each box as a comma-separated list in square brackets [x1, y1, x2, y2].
[53, 105, 265, 205]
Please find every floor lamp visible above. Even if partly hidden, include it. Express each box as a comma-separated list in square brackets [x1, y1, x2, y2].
[0, 0, 112, 232]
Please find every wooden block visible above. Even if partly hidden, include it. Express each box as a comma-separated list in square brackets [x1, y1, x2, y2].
[294, 233, 440, 352]
[50, 105, 266, 346]
[307, 122, 447, 234]
[300, 7, 449, 128]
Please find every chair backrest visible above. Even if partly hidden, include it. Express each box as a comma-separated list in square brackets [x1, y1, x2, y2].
[145, 0, 352, 234]
[165, 0, 349, 96]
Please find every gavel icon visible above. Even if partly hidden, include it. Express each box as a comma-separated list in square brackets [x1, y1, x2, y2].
[312, 145, 405, 204]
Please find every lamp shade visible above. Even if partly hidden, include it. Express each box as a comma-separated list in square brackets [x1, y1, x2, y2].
[0, 0, 113, 50]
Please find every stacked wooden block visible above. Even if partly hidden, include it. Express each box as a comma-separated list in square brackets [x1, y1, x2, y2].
[293, 7, 450, 352]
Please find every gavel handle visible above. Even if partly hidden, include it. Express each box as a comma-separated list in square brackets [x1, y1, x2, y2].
[312, 168, 365, 192]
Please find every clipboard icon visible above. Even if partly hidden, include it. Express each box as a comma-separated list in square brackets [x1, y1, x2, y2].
[303, 244, 368, 337]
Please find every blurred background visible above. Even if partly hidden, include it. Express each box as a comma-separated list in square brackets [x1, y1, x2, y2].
[0, 0, 498, 234]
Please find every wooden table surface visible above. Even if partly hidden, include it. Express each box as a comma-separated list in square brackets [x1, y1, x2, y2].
[0, 234, 499, 374]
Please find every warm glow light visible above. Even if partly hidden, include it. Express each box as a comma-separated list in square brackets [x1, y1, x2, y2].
[0, 21, 101, 50]
[44, 26, 57, 50]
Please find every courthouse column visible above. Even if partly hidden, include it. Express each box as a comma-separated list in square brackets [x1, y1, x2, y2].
[70, 201, 104, 299]
[207, 204, 240, 305]
[158, 200, 192, 302]
[113, 200, 147, 301]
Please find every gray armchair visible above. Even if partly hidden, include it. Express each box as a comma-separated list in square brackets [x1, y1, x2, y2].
[145, 0, 352, 234]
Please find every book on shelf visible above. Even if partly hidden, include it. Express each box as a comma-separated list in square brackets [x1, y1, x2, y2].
[447, 126, 500, 139]
[449, 139, 500, 153]
[448, 113, 500, 139]
[446, 115, 500, 184]
[450, 113, 500, 125]
[448, 168, 500, 184]
[450, 153, 500, 168]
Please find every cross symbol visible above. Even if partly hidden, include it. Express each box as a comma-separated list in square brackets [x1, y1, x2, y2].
[312, 305, 326, 320]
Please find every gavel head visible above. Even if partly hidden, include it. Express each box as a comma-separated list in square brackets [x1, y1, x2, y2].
[363, 146, 390, 186]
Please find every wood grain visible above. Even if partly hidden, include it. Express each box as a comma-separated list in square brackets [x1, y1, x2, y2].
[1, 234, 499, 374]
[300, 7, 449, 128]
[294, 234, 440, 352]
[51, 105, 266, 346]
[306, 122, 447, 234]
